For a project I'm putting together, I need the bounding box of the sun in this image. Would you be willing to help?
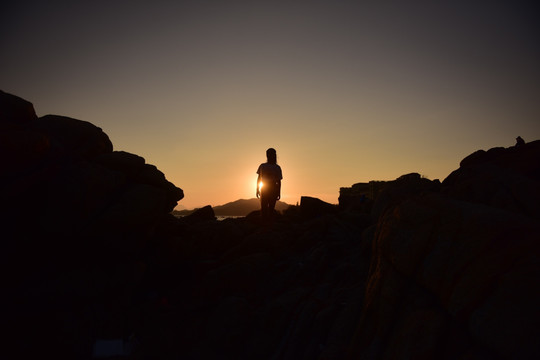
[258,181,263,191]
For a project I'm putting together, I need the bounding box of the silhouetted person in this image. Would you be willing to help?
[515,136,525,146]
[256,148,282,220]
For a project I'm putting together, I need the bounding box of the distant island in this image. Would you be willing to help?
[173,198,291,217]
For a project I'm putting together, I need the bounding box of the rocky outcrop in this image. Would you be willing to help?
[145,212,373,359]
[442,140,540,219]
[183,204,216,223]
[0,89,37,123]
[370,172,441,220]
[2,90,539,359]
[300,196,338,217]
[350,194,540,359]
[339,180,387,211]
[1,91,183,238]
[349,143,540,359]
[1,91,183,357]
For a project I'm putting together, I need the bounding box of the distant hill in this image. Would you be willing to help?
[174,198,291,217]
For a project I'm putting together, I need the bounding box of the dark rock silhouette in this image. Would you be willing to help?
[339,180,386,212]
[1,91,183,357]
[350,193,540,359]
[0,89,37,123]
[32,114,113,158]
[174,198,290,217]
[2,90,539,359]
[443,140,540,218]
[183,204,216,223]
[369,172,441,220]
[348,143,540,360]
[300,196,338,217]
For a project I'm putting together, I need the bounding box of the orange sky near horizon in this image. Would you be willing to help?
[3,1,539,209]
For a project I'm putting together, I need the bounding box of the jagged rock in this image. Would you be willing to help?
[339,181,387,212]
[39,159,127,233]
[443,140,540,218]
[31,114,113,159]
[0,90,37,124]
[370,172,441,220]
[300,196,337,217]
[99,183,171,229]
[137,164,183,212]
[1,93,183,237]
[95,151,184,214]
[350,191,540,359]
[1,92,185,358]
[204,296,252,357]
[0,126,50,170]
[96,151,146,178]
[0,91,47,170]
[184,205,216,223]
[4,91,540,360]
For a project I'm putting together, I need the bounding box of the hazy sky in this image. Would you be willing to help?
[3,0,539,208]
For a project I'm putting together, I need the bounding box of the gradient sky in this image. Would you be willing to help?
[3,0,539,209]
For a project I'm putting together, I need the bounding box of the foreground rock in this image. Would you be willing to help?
[1,91,183,236]
[2,90,539,359]
[350,143,540,359]
[1,91,183,357]
[351,193,540,359]
[443,140,540,219]
[139,144,540,359]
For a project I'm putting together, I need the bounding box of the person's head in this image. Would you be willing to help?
[266,148,277,164]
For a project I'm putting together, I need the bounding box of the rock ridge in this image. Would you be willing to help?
[2,90,539,359]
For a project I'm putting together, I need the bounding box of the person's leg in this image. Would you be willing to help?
[268,197,277,218]
[260,195,269,219]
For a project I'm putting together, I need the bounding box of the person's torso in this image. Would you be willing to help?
[259,163,282,184]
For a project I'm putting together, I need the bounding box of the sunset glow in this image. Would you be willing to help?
[3,1,539,209]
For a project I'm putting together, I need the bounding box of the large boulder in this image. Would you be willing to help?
[1,92,184,244]
[97,151,184,214]
[371,173,441,220]
[0,126,50,170]
[1,90,184,218]
[300,196,337,217]
[31,114,113,159]
[0,91,47,170]
[183,205,216,223]
[96,150,146,178]
[443,141,540,218]
[0,90,37,124]
[349,143,540,359]
[350,193,540,359]
[1,91,186,358]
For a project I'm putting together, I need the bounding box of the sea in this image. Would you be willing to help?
[216,216,243,221]
[173,215,243,221]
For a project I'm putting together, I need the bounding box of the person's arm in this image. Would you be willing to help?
[256,173,261,198]
[277,166,282,200]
